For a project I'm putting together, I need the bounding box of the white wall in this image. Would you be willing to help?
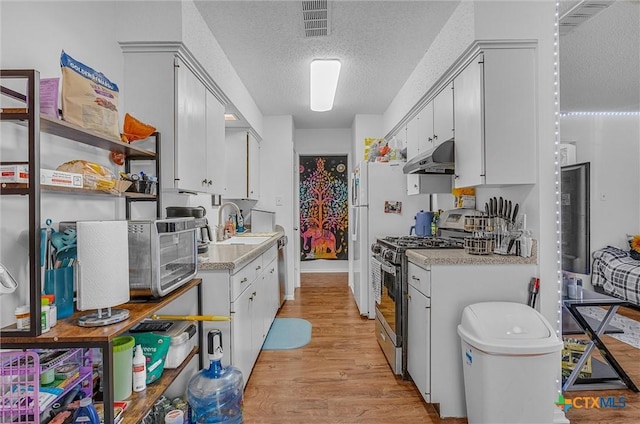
[383,1,475,135]
[258,116,296,298]
[295,129,351,272]
[352,115,384,167]
[0,1,126,327]
[561,115,640,251]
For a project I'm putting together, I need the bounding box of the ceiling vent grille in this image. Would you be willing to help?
[302,0,330,37]
[559,0,614,35]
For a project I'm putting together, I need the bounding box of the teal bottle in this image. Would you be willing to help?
[73,397,99,424]
[187,330,244,423]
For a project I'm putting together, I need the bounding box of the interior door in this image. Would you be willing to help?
[293,150,301,288]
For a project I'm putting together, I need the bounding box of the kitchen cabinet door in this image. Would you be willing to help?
[405,116,419,159]
[416,102,434,154]
[231,284,254,385]
[250,277,266,363]
[453,49,536,188]
[407,174,453,196]
[264,258,279,328]
[224,130,260,200]
[205,89,226,194]
[175,57,208,193]
[453,54,484,188]
[248,133,260,200]
[433,82,454,146]
[407,283,431,402]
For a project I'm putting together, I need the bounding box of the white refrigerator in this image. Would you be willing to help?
[349,160,433,318]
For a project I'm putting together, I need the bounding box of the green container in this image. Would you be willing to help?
[113,336,135,401]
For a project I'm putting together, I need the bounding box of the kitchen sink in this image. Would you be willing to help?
[217,236,271,245]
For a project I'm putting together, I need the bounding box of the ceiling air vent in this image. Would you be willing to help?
[302,0,330,37]
[559,0,614,35]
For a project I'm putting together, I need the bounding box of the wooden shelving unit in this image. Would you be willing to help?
[0,69,196,423]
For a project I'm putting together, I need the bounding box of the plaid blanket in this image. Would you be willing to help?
[592,246,640,306]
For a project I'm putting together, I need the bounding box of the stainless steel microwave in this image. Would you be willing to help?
[127,218,198,298]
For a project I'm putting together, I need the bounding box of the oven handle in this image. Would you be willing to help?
[373,255,397,276]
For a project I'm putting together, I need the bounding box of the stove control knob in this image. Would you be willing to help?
[371,244,381,255]
[383,250,394,262]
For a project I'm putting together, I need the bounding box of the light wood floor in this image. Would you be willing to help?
[242,273,640,423]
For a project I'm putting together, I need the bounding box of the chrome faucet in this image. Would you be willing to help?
[216,202,241,241]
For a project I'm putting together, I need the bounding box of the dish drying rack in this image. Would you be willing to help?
[0,349,92,423]
[463,214,525,255]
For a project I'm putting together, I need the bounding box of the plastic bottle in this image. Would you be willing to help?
[14,305,30,330]
[187,330,244,423]
[73,397,99,424]
[236,210,245,233]
[42,294,57,327]
[41,297,50,333]
[132,344,147,392]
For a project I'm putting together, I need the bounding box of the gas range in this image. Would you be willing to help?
[372,236,464,264]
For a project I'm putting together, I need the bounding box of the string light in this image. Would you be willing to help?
[560,111,640,116]
[554,1,563,395]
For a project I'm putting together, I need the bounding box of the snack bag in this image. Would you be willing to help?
[60,50,120,138]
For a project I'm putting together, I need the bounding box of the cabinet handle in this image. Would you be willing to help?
[411,275,420,281]
[433,134,438,140]
[202,179,208,185]
[208,180,213,185]
[270,268,275,273]
[408,294,412,300]
[241,277,248,283]
[256,265,261,271]
[454,175,459,179]
[252,291,257,297]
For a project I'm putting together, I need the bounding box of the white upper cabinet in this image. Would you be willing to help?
[175,57,207,193]
[432,82,454,146]
[416,102,434,154]
[206,89,226,194]
[121,43,226,195]
[405,117,419,159]
[453,48,536,187]
[224,130,260,200]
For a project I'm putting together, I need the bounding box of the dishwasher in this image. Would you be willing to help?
[277,235,288,308]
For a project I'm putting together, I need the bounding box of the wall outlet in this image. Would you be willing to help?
[276,195,283,206]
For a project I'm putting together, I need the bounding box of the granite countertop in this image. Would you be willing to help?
[198,226,285,271]
[406,240,538,266]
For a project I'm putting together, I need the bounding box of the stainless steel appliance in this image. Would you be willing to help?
[371,235,463,375]
[277,235,288,308]
[128,218,198,298]
[437,208,479,239]
[166,206,212,253]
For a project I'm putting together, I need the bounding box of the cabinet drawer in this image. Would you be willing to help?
[231,257,259,300]
[407,262,431,297]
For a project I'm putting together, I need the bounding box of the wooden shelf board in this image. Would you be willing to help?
[0,112,156,157]
[0,182,155,199]
[0,278,201,345]
[121,347,199,424]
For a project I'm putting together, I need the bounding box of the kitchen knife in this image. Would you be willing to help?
[485,202,490,217]
[507,200,512,223]
[493,197,498,218]
[489,198,494,217]
[512,203,519,224]
[507,237,516,254]
[498,197,503,218]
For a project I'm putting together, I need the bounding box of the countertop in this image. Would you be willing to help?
[406,240,538,266]
[197,226,285,271]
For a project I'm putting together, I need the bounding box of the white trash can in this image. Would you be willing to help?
[457,302,563,424]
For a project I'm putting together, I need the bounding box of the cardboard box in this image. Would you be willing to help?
[0,164,29,183]
[40,169,83,188]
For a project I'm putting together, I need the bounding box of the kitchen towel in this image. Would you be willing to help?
[76,221,129,310]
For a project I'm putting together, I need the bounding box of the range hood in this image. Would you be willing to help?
[402,138,455,174]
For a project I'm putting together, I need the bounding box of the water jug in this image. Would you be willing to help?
[187,330,244,423]
[410,210,434,236]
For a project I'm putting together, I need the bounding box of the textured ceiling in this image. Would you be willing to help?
[195,1,639,131]
[194,0,459,129]
[559,0,640,112]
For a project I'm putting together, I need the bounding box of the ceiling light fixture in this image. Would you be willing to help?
[224,113,238,121]
[310,59,341,112]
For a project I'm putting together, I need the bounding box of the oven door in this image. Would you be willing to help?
[372,255,401,344]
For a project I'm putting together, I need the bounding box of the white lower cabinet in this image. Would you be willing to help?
[201,245,279,385]
[407,279,431,403]
[406,257,536,418]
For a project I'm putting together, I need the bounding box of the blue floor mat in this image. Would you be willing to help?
[262,318,312,350]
